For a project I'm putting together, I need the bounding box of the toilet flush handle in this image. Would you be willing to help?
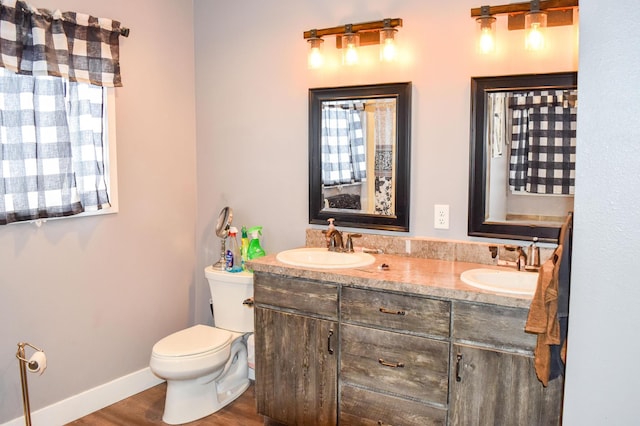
[242,297,254,308]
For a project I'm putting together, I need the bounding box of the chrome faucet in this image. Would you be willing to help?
[327,229,344,252]
[496,245,527,271]
[326,230,363,253]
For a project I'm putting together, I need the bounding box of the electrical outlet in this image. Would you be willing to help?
[434,204,450,229]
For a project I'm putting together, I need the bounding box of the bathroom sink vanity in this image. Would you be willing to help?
[249,252,563,426]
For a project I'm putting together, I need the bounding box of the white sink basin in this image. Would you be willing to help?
[460,268,539,295]
[276,247,375,269]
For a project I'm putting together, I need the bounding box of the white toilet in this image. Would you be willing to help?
[149,267,254,425]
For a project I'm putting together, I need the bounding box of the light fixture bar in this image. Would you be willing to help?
[303,18,402,40]
[470,0,577,17]
[509,8,573,29]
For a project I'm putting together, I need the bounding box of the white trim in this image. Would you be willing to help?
[1,368,163,426]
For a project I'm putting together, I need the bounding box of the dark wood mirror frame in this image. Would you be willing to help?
[468,72,577,242]
[309,82,411,232]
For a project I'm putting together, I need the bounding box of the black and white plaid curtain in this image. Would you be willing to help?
[0,68,109,224]
[508,90,577,195]
[0,0,125,87]
[321,102,366,186]
[0,1,125,224]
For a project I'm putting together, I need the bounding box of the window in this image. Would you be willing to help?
[0,69,118,225]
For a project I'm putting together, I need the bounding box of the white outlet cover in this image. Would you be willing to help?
[434,204,450,229]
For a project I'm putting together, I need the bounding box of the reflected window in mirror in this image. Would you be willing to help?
[321,98,396,215]
[310,83,411,231]
[469,72,577,242]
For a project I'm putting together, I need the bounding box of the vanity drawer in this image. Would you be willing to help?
[340,384,447,426]
[452,301,536,352]
[340,324,449,405]
[254,273,338,320]
[341,286,450,338]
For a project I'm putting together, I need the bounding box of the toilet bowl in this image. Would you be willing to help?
[149,268,254,425]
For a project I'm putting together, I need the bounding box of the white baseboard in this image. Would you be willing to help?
[1,367,164,426]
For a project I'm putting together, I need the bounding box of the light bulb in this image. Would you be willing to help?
[479,28,495,54]
[477,18,496,54]
[307,36,324,69]
[525,10,547,51]
[379,26,398,62]
[526,23,545,50]
[344,44,358,65]
[342,31,359,66]
[381,38,396,62]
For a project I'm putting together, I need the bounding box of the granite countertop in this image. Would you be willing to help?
[247,252,535,309]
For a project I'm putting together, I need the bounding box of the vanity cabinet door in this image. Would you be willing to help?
[450,344,563,426]
[254,307,338,426]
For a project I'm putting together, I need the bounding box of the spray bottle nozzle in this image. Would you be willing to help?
[248,225,262,238]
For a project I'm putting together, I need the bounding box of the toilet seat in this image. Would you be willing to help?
[152,325,232,358]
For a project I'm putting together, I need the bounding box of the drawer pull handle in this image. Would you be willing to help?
[327,329,335,354]
[379,307,406,316]
[455,353,463,382]
[378,421,393,426]
[378,358,404,368]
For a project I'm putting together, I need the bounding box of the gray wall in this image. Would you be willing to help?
[0,0,197,422]
[562,0,640,423]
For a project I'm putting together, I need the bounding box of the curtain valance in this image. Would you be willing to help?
[0,0,127,87]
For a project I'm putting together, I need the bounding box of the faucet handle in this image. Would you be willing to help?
[344,233,362,252]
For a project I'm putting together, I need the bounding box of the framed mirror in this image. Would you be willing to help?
[309,82,411,232]
[468,72,577,242]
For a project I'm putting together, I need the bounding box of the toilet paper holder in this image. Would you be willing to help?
[16,342,45,426]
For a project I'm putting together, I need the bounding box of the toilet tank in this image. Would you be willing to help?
[205,266,254,332]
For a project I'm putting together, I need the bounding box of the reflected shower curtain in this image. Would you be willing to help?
[509,90,577,195]
[321,102,366,186]
[373,101,395,215]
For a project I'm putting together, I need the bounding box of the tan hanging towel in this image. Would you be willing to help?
[525,244,563,386]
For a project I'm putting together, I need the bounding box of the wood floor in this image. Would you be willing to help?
[66,382,265,425]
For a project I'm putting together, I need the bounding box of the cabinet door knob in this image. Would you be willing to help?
[378,358,405,368]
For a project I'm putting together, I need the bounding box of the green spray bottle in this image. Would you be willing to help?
[247,226,266,260]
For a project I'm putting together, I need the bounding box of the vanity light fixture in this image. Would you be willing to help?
[476,6,497,54]
[525,0,547,51]
[307,29,324,69]
[342,25,360,66]
[379,19,398,62]
[303,18,402,68]
[470,0,577,53]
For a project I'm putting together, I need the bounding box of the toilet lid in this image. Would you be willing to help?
[153,325,232,357]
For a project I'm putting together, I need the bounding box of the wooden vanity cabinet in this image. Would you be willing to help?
[253,272,564,426]
[253,273,339,426]
[449,301,564,426]
[339,286,450,425]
